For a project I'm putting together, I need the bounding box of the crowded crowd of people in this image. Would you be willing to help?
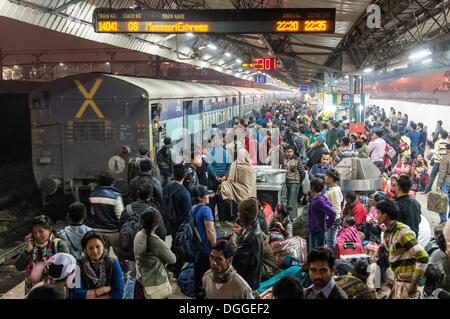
[17,100,450,300]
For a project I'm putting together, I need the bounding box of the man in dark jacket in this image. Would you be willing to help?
[233,198,264,291]
[184,151,203,193]
[306,135,328,168]
[286,126,304,157]
[395,175,421,237]
[326,121,339,151]
[156,137,174,187]
[128,159,163,208]
[89,171,124,267]
[166,164,193,278]
[304,247,348,299]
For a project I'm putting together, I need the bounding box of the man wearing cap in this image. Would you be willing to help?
[306,135,329,169]
[191,185,217,299]
[27,253,78,299]
[369,130,387,173]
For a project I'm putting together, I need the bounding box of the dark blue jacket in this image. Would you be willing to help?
[309,163,331,181]
[307,194,336,234]
[89,186,123,231]
[406,130,420,148]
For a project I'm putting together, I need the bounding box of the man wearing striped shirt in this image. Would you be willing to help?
[375,198,429,299]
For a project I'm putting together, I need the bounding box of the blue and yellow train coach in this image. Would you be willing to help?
[29,73,294,201]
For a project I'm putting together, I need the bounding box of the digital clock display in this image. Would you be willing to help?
[276,20,329,32]
[252,58,277,71]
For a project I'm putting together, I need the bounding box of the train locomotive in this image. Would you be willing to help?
[29,73,295,203]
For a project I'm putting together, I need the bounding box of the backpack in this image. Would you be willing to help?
[172,205,207,263]
[395,141,409,153]
[161,183,184,235]
[118,205,142,261]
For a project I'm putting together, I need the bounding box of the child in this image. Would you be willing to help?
[229,218,244,246]
[58,202,93,260]
[324,169,343,251]
[270,205,293,239]
[15,215,69,294]
[307,177,336,251]
[363,193,386,243]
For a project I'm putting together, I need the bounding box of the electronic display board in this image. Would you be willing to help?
[93,8,335,34]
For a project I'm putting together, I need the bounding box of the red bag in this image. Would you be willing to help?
[262,202,273,226]
[334,241,363,259]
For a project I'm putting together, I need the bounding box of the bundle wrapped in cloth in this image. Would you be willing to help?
[270,236,307,264]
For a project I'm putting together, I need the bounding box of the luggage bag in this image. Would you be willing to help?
[427,191,449,214]
[334,241,363,259]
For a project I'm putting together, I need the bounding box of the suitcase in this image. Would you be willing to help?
[340,254,371,265]
[427,191,449,214]
[334,241,363,259]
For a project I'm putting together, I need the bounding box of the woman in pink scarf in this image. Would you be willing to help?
[336,216,362,245]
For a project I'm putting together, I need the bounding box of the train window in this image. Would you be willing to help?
[199,100,203,113]
[225,98,229,107]
[232,97,236,106]
[150,103,162,117]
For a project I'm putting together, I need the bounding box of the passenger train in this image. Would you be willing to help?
[29,73,296,201]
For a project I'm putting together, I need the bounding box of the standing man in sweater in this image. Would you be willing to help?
[436,144,450,224]
[325,169,343,251]
[375,198,429,299]
[283,145,306,220]
[206,135,233,224]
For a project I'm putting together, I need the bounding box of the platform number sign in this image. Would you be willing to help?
[299,85,309,92]
[254,75,267,84]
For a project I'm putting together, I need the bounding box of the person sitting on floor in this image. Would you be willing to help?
[269,205,293,239]
[336,216,362,246]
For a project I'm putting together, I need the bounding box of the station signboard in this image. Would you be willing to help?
[254,75,267,84]
[299,84,309,92]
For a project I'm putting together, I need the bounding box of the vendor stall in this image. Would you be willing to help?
[254,166,287,211]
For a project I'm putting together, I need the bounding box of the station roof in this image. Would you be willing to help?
[0,0,448,87]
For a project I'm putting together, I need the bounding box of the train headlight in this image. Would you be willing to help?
[41,178,61,195]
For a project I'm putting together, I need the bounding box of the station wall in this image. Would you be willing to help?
[369,98,450,133]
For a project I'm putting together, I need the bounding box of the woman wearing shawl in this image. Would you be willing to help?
[15,215,69,294]
[72,230,124,299]
[219,149,257,219]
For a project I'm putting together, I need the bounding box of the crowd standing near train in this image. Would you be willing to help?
[19,99,450,300]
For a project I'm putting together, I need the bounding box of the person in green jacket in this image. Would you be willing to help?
[134,207,176,299]
[326,120,339,151]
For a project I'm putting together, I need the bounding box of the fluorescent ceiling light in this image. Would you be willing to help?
[236,59,242,63]
[225,52,231,57]
[422,58,433,64]
[409,49,432,60]
[364,68,373,73]
[186,32,194,37]
[391,64,408,70]
[207,43,217,50]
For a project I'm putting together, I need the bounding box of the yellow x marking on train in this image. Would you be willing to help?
[74,79,104,118]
